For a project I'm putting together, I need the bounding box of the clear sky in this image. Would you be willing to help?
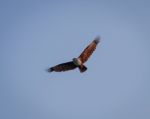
[0,0,150,119]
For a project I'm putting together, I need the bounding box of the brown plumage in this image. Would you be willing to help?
[48,61,77,72]
[78,37,100,63]
[48,37,100,73]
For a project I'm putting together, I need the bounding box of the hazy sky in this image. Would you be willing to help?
[0,0,150,119]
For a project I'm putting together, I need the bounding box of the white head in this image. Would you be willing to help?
[72,58,82,66]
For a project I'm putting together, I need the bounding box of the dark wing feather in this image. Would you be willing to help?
[48,61,77,72]
[78,37,100,63]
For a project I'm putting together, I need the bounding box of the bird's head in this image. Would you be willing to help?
[72,58,82,66]
[73,58,78,64]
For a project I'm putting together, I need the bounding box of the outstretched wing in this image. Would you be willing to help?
[78,37,100,63]
[48,61,77,72]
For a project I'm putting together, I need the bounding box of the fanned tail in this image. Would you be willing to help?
[78,65,87,73]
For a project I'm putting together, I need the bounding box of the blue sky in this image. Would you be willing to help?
[0,0,150,119]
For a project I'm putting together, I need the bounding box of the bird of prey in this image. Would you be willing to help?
[48,37,100,73]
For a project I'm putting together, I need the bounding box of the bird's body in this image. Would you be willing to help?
[48,37,100,73]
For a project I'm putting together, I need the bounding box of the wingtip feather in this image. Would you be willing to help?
[94,36,100,44]
[47,67,54,72]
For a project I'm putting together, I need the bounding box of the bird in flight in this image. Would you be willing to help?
[48,37,100,73]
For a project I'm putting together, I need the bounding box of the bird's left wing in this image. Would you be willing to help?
[48,61,77,72]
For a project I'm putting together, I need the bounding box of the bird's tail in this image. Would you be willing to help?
[78,65,87,73]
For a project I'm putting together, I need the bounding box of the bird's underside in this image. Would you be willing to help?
[47,36,100,73]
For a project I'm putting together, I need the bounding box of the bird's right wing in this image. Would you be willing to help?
[48,61,77,72]
[78,37,100,63]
